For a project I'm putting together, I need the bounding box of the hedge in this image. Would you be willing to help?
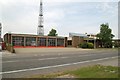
[78,42,94,49]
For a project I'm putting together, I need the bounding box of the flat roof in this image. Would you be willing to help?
[69,33,88,38]
[4,33,65,38]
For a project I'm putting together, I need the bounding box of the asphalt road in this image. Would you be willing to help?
[1,49,118,78]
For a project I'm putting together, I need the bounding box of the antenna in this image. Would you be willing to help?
[37,0,44,35]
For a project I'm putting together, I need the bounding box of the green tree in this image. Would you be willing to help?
[97,23,115,48]
[48,28,58,36]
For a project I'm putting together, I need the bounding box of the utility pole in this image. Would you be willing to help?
[37,0,44,36]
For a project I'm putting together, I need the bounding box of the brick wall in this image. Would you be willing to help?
[72,36,84,47]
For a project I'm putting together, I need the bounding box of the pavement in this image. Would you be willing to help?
[1,48,119,78]
[2,48,92,57]
[2,48,118,57]
[14,48,93,54]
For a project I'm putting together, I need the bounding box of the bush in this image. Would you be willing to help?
[81,43,88,48]
[114,42,120,48]
[87,43,94,49]
[78,43,81,48]
[78,42,94,49]
[78,43,87,48]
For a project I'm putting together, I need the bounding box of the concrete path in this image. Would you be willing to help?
[14,48,93,54]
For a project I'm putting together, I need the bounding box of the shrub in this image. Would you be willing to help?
[78,42,94,49]
[81,43,88,48]
[87,42,94,49]
[114,42,120,48]
[78,44,82,48]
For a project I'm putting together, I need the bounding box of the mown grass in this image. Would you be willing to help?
[30,65,119,78]
[66,65,119,78]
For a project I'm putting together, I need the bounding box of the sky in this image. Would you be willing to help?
[0,0,119,39]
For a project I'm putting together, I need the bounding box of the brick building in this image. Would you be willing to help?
[67,33,101,48]
[4,33,120,49]
[4,33,67,48]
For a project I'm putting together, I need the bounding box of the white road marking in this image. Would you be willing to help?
[3,61,17,63]
[2,57,68,63]
[38,57,68,61]
[2,53,115,63]
[78,54,94,57]
[0,56,118,74]
[34,54,38,56]
[2,54,95,63]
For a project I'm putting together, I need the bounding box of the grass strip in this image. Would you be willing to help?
[30,65,119,78]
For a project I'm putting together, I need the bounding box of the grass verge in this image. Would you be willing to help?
[66,65,119,78]
[30,65,119,78]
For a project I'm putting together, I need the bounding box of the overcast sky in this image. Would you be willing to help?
[0,0,119,39]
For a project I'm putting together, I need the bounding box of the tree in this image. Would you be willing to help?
[97,23,115,48]
[48,28,58,36]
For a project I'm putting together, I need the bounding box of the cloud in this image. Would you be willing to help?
[0,0,118,39]
[0,0,66,36]
[0,0,119,6]
[44,9,65,35]
[44,10,65,22]
[96,2,118,15]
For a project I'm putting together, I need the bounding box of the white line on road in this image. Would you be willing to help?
[38,57,68,61]
[2,57,69,63]
[3,61,17,63]
[0,56,118,74]
[2,54,95,63]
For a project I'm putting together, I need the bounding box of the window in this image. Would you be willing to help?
[26,37,36,46]
[48,38,56,46]
[12,36,24,46]
[38,38,46,46]
[57,38,64,46]
[68,40,72,45]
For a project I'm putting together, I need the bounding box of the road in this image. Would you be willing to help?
[1,49,118,78]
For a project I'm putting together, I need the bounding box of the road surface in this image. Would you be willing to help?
[1,49,118,78]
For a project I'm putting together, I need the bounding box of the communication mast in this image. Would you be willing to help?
[37,0,44,35]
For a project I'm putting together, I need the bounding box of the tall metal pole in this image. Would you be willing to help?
[37,0,44,36]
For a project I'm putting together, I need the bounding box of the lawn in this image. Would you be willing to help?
[66,65,119,78]
[30,65,119,78]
